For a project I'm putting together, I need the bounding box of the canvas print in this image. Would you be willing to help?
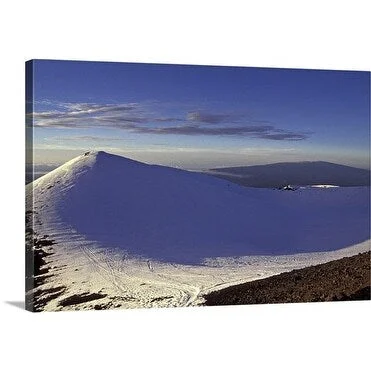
[25,60,370,312]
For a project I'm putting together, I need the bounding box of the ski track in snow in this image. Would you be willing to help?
[30,213,370,311]
[26,152,370,311]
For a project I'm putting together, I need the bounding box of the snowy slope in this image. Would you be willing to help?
[27,151,370,264]
[26,151,370,310]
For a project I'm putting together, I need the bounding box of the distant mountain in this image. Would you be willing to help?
[206,161,370,188]
[26,152,369,264]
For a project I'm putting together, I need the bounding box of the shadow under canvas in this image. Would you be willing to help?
[5,301,25,310]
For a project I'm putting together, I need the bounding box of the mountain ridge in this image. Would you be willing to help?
[206,160,370,188]
[210,160,369,172]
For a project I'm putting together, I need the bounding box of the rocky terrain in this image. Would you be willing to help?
[204,251,370,306]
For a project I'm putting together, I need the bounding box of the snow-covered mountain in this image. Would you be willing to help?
[26,151,371,310]
[27,151,370,264]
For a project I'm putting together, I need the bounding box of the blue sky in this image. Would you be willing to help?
[28,60,370,169]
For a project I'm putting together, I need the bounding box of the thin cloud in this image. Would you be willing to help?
[258,132,310,141]
[30,102,312,141]
[50,135,130,142]
[187,111,242,124]
[129,124,310,140]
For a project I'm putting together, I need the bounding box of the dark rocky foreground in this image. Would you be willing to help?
[25,210,59,311]
[25,210,112,312]
[204,251,370,306]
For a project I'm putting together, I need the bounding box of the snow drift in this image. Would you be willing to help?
[27,151,370,264]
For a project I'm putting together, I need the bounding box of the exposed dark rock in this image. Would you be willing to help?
[59,292,107,307]
[150,296,173,302]
[25,209,60,311]
[204,251,370,306]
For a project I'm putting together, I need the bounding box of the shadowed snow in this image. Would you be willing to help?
[28,151,370,264]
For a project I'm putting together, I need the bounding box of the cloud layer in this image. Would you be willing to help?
[30,102,311,141]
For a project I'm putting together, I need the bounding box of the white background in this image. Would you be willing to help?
[0,1,370,370]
